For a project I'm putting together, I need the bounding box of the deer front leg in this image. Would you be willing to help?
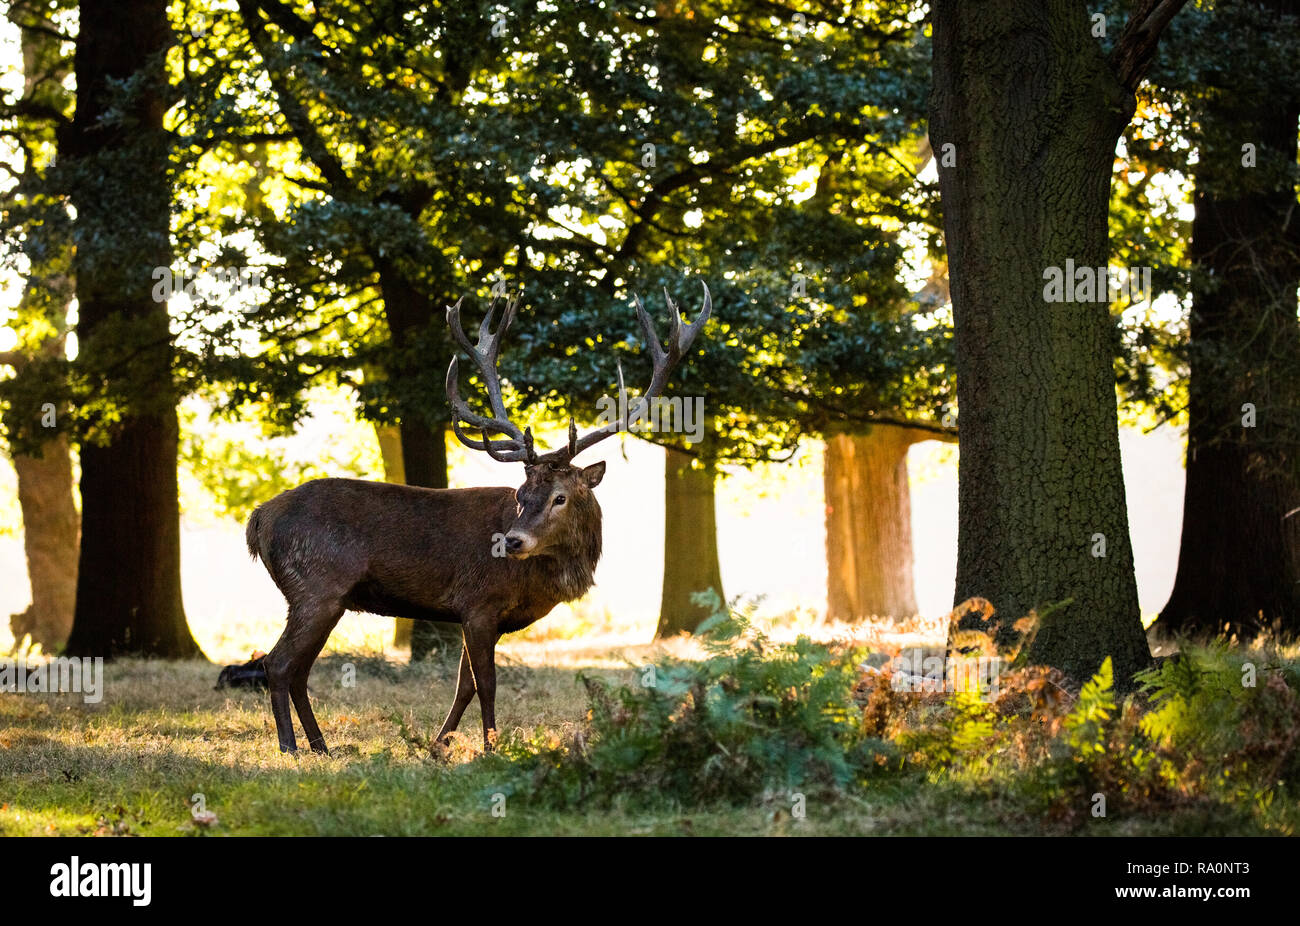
[462,621,500,751]
[434,643,475,744]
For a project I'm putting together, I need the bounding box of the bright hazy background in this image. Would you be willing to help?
[0,409,1185,662]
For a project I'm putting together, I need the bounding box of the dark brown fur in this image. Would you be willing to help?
[247,461,605,753]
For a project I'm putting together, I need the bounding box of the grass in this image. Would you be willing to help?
[1,612,1294,836]
[0,639,901,836]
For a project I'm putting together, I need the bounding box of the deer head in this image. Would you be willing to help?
[445,284,711,557]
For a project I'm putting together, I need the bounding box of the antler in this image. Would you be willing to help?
[445,293,538,463]
[535,281,711,464]
[445,281,711,466]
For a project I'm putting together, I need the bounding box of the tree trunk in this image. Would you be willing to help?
[1158,1,1300,638]
[930,0,1161,683]
[9,424,79,655]
[824,427,920,622]
[375,264,461,658]
[4,9,80,655]
[63,0,198,658]
[655,448,725,637]
[375,423,406,485]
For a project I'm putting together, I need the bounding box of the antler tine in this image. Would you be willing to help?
[615,358,627,429]
[631,293,667,366]
[445,292,536,463]
[642,280,710,401]
[662,286,683,350]
[477,295,499,356]
[446,297,477,358]
[670,281,710,354]
[474,292,522,358]
[479,425,536,463]
[481,428,510,462]
[500,293,521,340]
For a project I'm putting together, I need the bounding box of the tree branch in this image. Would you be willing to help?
[856,415,958,443]
[236,0,360,201]
[0,99,71,127]
[9,18,75,43]
[1110,0,1191,93]
[613,118,868,265]
[191,129,296,154]
[284,173,330,192]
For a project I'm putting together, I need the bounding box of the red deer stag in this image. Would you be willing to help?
[245,284,710,753]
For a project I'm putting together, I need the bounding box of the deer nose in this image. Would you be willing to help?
[504,536,525,554]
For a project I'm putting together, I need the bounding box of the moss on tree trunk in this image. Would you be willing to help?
[930,0,1158,684]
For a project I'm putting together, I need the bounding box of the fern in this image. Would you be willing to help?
[500,603,892,809]
[1065,656,1115,756]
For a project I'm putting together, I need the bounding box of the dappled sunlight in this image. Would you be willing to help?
[1,0,1294,852]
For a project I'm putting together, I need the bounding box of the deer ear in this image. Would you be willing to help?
[581,461,606,488]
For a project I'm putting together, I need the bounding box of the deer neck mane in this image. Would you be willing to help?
[527,514,602,605]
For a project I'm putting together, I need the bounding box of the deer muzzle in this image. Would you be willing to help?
[504,531,537,558]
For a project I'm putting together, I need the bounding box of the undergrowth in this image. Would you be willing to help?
[498,594,892,809]
[495,594,1300,830]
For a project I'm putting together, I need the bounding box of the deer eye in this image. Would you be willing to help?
[553,495,567,507]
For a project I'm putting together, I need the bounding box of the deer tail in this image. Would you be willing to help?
[245,506,263,561]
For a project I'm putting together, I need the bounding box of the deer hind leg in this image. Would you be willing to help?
[265,629,299,753]
[291,602,344,754]
[266,599,344,754]
[434,642,474,744]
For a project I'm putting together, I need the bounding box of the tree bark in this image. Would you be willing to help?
[1158,0,1300,638]
[7,376,79,655]
[824,427,921,622]
[929,0,1174,683]
[4,8,80,655]
[655,447,726,637]
[62,0,198,658]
